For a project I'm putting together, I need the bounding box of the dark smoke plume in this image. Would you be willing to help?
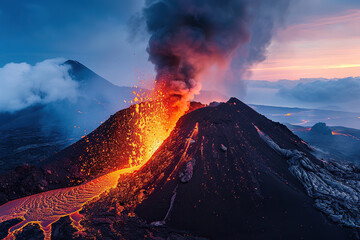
[143,0,290,110]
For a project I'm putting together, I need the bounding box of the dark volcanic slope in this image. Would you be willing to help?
[0,60,142,176]
[0,104,147,204]
[83,98,353,239]
[0,102,204,205]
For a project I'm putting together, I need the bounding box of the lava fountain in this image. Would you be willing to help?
[0,88,184,240]
[0,0,291,238]
[126,88,185,167]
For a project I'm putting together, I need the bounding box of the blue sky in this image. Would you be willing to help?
[0,0,151,87]
[0,0,359,86]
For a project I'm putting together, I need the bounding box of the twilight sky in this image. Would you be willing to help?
[251,0,360,80]
[0,0,359,86]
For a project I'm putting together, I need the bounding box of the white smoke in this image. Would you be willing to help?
[0,58,78,112]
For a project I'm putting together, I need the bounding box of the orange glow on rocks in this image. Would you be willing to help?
[0,166,142,240]
[331,131,360,141]
[0,84,187,239]
[126,87,186,167]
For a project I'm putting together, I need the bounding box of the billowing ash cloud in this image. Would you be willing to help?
[278,77,360,104]
[0,59,78,112]
[143,0,291,109]
[229,0,290,73]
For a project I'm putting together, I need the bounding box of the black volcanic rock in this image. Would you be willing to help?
[81,98,354,239]
[310,122,333,135]
[0,104,146,204]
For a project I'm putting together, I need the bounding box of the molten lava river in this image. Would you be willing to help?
[0,91,184,240]
[0,166,141,240]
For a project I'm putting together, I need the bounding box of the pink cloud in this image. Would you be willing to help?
[249,9,360,81]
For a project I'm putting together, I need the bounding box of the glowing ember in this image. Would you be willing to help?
[126,88,185,166]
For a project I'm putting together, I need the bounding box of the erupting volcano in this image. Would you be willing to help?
[1,97,359,239]
[1,0,359,240]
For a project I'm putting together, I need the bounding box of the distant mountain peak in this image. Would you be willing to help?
[64,59,84,69]
[63,60,98,83]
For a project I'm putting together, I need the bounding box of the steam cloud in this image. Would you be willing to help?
[0,59,78,112]
[143,0,291,109]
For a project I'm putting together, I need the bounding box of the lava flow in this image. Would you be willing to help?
[332,131,360,140]
[0,166,141,240]
[0,0,271,237]
[0,88,185,240]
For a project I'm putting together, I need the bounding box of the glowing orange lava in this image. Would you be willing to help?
[293,128,311,132]
[0,166,141,240]
[0,87,186,239]
[126,87,185,166]
[332,131,360,140]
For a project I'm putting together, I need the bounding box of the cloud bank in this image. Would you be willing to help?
[242,78,360,112]
[0,59,78,112]
[278,77,360,104]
